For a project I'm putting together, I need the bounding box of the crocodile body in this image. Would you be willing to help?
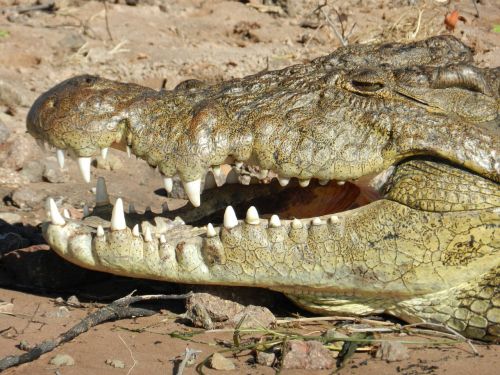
[27,36,499,341]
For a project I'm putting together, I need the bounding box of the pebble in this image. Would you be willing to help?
[0,120,10,144]
[255,351,276,367]
[49,353,75,367]
[228,305,276,329]
[20,160,44,182]
[11,186,47,209]
[43,157,68,183]
[376,341,410,362]
[105,359,125,368]
[209,352,236,371]
[282,340,335,370]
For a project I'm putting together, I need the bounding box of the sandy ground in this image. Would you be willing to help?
[0,0,499,373]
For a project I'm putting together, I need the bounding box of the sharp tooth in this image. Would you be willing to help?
[36,139,46,151]
[278,177,290,186]
[269,215,281,228]
[337,180,346,185]
[132,224,140,237]
[128,203,136,214]
[96,225,104,237]
[83,204,89,217]
[258,169,269,179]
[56,149,65,169]
[245,206,260,225]
[299,179,310,187]
[111,198,126,231]
[206,223,216,237]
[163,177,173,193]
[183,179,201,207]
[159,234,166,244]
[292,218,303,229]
[212,165,221,178]
[101,147,109,159]
[48,198,65,226]
[144,227,152,242]
[95,177,110,206]
[319,179,329,186]
[223,206,238,229]
[235,161,243,168]
[77,157,92,183]
[63,209,71,219]
[330,215,340,224]
[126,145,132,158]
[312,217,324,225]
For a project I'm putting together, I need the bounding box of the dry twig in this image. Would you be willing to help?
[0,291,192,372]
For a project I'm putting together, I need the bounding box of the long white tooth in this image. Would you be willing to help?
[96,225,104,237]
[101,147,109,160]
[183,179,201,207]
[223,206,238,229]
[319,179,329,186]
[56,149,65,169]
[128,203,136,214]
[212,165,221,178]
[36,139,46,151]
[235,161,243,168]
[163,177,173,193]
[337,180,346,186]
[206,223,216,237]
[269,215,281,228]
[48,198,65,226]
[245,206,260,225]
[126,145,132,158]
[111,198,126,231]
[144,227,152,242]
[63,209,71,219]
[278,177,290,187]
[83,204,89,217]
[159,234,166,244]
[258,169,269,179]
[292,218,303,229]
[299,179,310,187]
[132,224,140,237]
[78,157,92,183]
[312,217,324,226]
[330,215,340,224]
[95,177,110,206]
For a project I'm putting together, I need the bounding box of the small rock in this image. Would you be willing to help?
[0,301,14,314]
[11,186,47,209]
[49,353,75,367]
[282,340,334,370]
[0,167,29,185]
[1,136,37,170]
[105,359,125,368]
[0,120,10,144]
[209,352,236,371]
[43,158,68,183]
[67,295,82,307]
[59,32,86,52]
[0,212,22,224]
[227,305,276,329]
[256,351,276,367]
[185,293,245,329]
[95,154,123,171]
[376,341,410,362]
[43,306,71,318]
[21,160,44,182]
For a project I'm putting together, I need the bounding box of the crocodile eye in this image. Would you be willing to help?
[351,80,384,92]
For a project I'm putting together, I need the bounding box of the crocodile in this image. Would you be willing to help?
[26,36,499,341]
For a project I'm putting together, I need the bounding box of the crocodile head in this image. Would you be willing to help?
[27,36,500,341]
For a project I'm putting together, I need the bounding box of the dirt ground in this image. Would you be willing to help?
[0,0,499,374]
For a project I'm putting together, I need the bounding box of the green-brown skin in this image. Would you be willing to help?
[27,36,500,341]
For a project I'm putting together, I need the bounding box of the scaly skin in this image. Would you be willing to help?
[27,36,499,341]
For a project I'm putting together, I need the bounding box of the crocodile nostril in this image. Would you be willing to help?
[351,80,385,92]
